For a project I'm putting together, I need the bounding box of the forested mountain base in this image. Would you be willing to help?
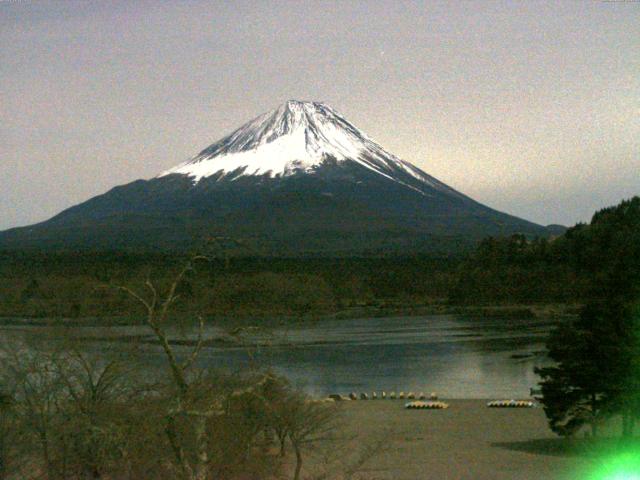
[0,254,459,320]
[1,197,637,322]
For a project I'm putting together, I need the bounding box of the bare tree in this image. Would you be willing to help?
[119,255,224,480]
[1,344,67,480]
[0,339,147,480]
[283,395,340,480]
[53,349,141,479]
[119,255,351,480]
[260,374,293,457]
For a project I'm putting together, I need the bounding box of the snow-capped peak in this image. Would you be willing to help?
[158,100,443,192]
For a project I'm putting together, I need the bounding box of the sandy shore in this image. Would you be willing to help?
[328,399,591,480]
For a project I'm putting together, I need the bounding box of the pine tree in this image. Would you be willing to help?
[536,197,640,438]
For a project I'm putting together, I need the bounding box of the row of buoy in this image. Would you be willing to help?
[327,395,536,409]
[487,400,534,408]
[405,401,449,410]
[329,392,440,401]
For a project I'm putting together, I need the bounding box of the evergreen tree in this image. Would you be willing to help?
[536,197,640,437]
[535,303,608,436]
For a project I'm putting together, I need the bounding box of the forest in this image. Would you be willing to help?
[0,197,638,323]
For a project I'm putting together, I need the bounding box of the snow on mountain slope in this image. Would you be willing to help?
[0,99,551,253]
[159,100,446,194]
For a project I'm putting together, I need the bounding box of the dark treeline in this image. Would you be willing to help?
[452,197,640,305]
[1,197,638,321]
[449,235,583,304]
[534,197,640,438]
[0,253,460,320]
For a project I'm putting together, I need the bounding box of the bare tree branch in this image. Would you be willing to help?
[181,315,205,372]
[118,286,152,314]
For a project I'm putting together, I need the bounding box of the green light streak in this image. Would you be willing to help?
[585,448,640,480]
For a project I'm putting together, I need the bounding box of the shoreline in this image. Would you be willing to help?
[0,302,579,328]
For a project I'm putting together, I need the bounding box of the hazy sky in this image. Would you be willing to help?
[1,0,638,230]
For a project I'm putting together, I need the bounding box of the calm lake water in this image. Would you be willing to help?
[0,314,555,399]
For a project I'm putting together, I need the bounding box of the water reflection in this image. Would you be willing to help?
[0,315,554,398]
[201,315,553,398]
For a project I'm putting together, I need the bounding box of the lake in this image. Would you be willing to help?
[0,314,555,399]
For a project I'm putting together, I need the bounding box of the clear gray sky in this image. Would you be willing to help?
[1,0,638,230]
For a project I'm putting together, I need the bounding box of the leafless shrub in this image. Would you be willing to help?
[0,254,384,480]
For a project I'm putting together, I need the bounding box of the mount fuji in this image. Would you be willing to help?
[0,100,553,254]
